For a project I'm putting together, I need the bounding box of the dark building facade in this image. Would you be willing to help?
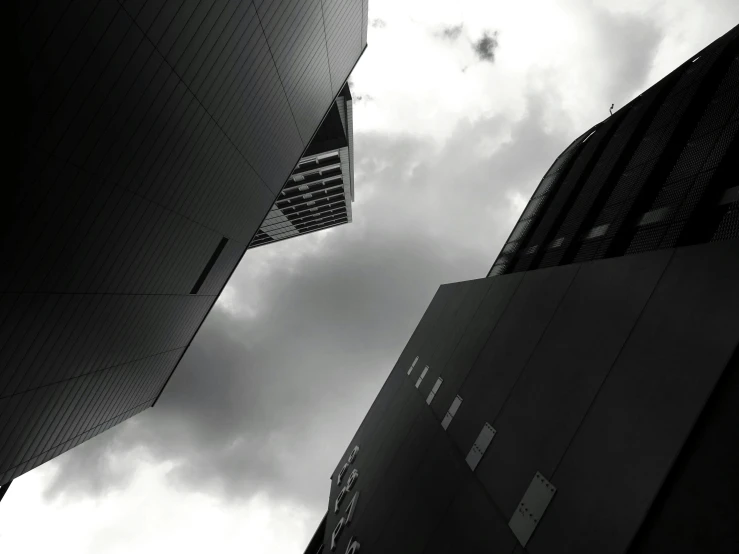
[1,0,367,490]
[315,25,739,554]
[250,84,354,248]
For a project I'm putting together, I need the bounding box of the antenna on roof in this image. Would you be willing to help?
[609,103,614,116]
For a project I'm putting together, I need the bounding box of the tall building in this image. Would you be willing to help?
[250,84,354,249]
[0,0,368,491]
[314,25,739,554]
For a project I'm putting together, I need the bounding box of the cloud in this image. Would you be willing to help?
[472,30,499,63]
[32,3,739,550]
[371,18,386,28]
[588,7,663,107]
[438,23,464,41]
[42,88,574,512]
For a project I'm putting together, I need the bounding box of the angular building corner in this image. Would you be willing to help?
[250,83,356,249]
[0,0,368,492]
[315,24,739,554]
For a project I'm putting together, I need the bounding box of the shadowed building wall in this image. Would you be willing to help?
[313,24,739,554]
[1,0,368,489]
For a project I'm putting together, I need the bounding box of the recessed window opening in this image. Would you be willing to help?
[415,366,429,388]
[426,377,443,404]
[637,207,672,226]
[583,224,609,240]
[407,356,419,375]
[190,237,227,294]
[549,237,564,249]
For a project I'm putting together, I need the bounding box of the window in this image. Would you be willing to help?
[637,207,671,226]
[583,224,609,240]
[441,395,463,430]
[465,422,496,471]
[415,366,429,388]
[407,356,419,375]
[426,377,443,404]
[190,237,227,294]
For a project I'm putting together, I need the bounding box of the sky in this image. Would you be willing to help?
[2,1,738,552]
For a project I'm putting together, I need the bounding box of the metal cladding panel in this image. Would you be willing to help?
[338,408,439,554]
[370,430,468,554]
[429,273,523,422]
[530,238,739,554]
[255,0,334,143]
[3,0,365,487]
[627,348,739,554]
[447,265,579,461]
[477,250,672,517]
[416,279,492,404]
[423,475,517,554]
[322,0,364,96]
[328,285,454,481]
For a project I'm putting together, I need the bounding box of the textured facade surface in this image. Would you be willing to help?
[489,25,739,277]
[1,0,367,488]
[321,239,739,554]
[315,24,739,554]
[250,84,354,248]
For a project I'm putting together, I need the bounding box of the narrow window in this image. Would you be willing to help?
[407,356,419,376]
[191,237,228,294]
[583,224,609,240]
[441,395,463,430]
[426,377,443,405]
[415,366,429,388]
[465,422,496,471]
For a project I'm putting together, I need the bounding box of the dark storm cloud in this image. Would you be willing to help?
[43,4,668,516]
[437,23,464,41]
[473,31,499,63]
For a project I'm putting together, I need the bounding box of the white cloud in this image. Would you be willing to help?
[6,2,739,553]
[0,462,314,554]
